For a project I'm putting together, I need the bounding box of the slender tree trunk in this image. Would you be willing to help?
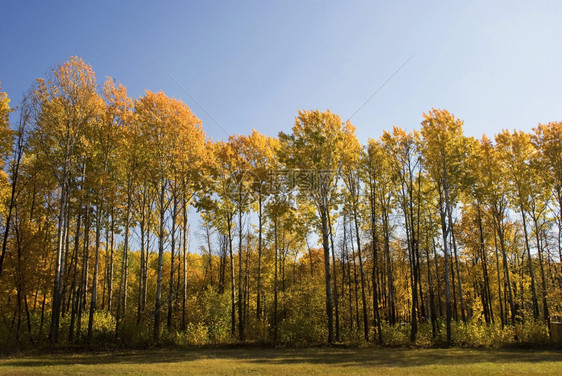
[0,120,25,278]
[327,210,340,342]
[424,229,437,338]
[531,210,550,333]
[320,208,334,344]
[382,207,396,325]
[369,182,382,343]
[168,195,177,329]
[342,218,352,333]
[116,181,132,338]
[405,214,418,341]
[273,217,278,343]
[69,169,84,342]
[520,206,539,320]
[143,215,150,311]
[449,219,466,322]
[219,234,226,294]
[352,205,369,342]
[256,194,263,319]
[181,194,188,331]
[50,169,69,344]
[438,193,452,342]
[431,237,443,318]
[77,205,91,340]
[87,204,103,343]
[137,193,147,324]
[496,212,516,324]
[476,206,493,324]
[350,228,361,333]
[154,181,166,341]
[228,215,235,337]
[102,219,108,312]
[107,213,115,312]
[450,239,458,321]
[237,198,244,341]
[492,218,505,327]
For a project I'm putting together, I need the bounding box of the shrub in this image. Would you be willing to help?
[177,322,209,346]
[515,319,549,345]
[379,321,409,346]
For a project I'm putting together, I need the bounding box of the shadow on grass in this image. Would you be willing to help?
[1,347,561,369]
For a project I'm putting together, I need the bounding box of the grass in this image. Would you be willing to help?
[0,347,561,375]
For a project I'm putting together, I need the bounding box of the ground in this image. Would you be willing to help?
[0,347,561,375]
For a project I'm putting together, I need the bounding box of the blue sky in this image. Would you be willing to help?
[1,0,561,143]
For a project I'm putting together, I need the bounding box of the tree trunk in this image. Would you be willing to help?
[181,194,188,331]
[438,194,452,343]
[273,217,278,343]
[228,215,235,337]
[520,205,539,320]
[77,205,91,340]
[320,208,334,344]
[531,209,550,333]
[107,213,115,312]
[237,199,244,341]
[49,171,69,344]
[154,181,166,341]
[87,204,103,342]
[256,194,263,319]
[168,195,177,329]
[352,205,369,342]
[327,210,340,342]
[449,219,466,322]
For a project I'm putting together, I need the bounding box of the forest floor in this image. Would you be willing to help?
[0,347,561,375]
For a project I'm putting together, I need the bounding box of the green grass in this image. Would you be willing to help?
[0,347,561,375]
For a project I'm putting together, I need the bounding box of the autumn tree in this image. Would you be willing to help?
[532,122,561,328]
[421,108,467,342]
[340,126,369,341]
[0,83,15,277]
[382,127,424,341]
[478,135,516,326]
[235,130,279,320]
[30,57,104,343]
[279,110,354,344]
[134,90,202,340]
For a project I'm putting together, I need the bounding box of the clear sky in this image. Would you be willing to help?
[1,0,561,143]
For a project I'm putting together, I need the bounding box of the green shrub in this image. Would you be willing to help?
[199,288,231,343]
[515,319,549,345]
[379,321,409,346]
[278,283,327,344]
[177,322,209,345]
[117,316,153,346]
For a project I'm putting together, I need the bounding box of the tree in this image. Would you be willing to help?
[362,138,385,342]
[496,130,540,320]
[235,130,279,320]
[532,122,562,268]
[479,135,515,326]
[382,127,424,341]
[30,57,103,343]
[0,83,16,277]
[340,127,369,341]
[87,77,131,342]
[462,136,495,324]
[198,139,241,338]
[279,109,353,344]
[134,90,202,340]
[420,108,467,342]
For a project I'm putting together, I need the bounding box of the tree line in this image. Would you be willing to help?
[0,57,560,347]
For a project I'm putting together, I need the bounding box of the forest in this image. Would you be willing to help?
[0,57,560,348]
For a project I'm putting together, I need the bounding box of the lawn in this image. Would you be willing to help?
[0,347,560,375]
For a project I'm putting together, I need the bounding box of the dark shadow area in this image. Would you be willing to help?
[1,347,561,369]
